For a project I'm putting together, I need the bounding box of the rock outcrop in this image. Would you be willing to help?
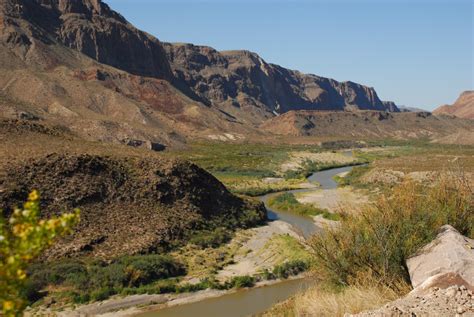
[164,43,400,117]
[0,0,173,80]
[434,91,474,119]
[407,225,474,289]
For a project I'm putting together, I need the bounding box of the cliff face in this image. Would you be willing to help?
[0,0,173,80]
[164,43,399,115]
[434,91,474,120]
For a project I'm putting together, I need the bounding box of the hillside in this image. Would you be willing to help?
[434,91,474,119]
[260,110,474,141]
[0,0,404,149]
[0,119,266,260]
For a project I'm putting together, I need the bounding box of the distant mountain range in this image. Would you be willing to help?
[0,0,470,147]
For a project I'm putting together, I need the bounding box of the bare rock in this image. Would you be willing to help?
[407,225,474,289]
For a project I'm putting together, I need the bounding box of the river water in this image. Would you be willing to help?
[136,163,356,317]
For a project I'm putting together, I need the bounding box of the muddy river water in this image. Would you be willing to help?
[136,164,357,317]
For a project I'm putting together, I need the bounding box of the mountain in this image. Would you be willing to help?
[0,0,255,147]
[164,43,399,124]
[434,91,474,119]
[1,0,172,80]
[0,0,401,148]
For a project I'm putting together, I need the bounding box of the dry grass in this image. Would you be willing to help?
[292,284,399,317]
[260,281,401,317]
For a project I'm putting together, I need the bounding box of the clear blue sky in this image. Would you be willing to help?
[106,0,473,110]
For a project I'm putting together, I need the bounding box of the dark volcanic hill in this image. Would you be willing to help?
[434,91,474,120]
[0,0,404,147]
[0,152,266,259]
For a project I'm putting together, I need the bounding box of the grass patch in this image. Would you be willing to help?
[334,165,371,187]
[165,143,314,177]
[263,284,400,317]
[268,193,340,220]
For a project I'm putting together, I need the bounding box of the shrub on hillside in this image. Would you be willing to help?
[309,174,473,293]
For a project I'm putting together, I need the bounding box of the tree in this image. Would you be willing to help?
[0,191,80,316]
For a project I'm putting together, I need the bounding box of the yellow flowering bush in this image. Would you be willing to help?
[0,191,79,316]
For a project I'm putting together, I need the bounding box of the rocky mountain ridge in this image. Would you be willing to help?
[0,0,410,148]
[164,42,400,120]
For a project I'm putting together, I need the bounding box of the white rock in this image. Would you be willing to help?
[407,225,474,289]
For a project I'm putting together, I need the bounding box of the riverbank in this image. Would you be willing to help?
[49,275,312,317]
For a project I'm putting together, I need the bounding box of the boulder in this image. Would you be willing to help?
[407,225,474,289]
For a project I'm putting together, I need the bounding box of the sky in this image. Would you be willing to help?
[106,0,473,110]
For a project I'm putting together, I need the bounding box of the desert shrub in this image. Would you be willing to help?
[272,260,310,279]
[310,174,473,293]
[189,227,231,249]
[118,255,185,287]
[90,287,117,302]
[227,275,255,288]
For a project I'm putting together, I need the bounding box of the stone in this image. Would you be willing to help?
[407,225,474,290]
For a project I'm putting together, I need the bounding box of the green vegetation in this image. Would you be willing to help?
[166,143,311,177]
[268,193,340,220]
[310,174,473,293]
[216,174,307,197]
[27,254,186,304]
[0,191,79,317]
[334,165,370,187]
[166,143,367,196]
[260,234,313,264]
[271,260,310,279]
[189,227,232,249]
[226,275,256,288]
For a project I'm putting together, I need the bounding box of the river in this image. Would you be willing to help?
[135,163,357,317]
